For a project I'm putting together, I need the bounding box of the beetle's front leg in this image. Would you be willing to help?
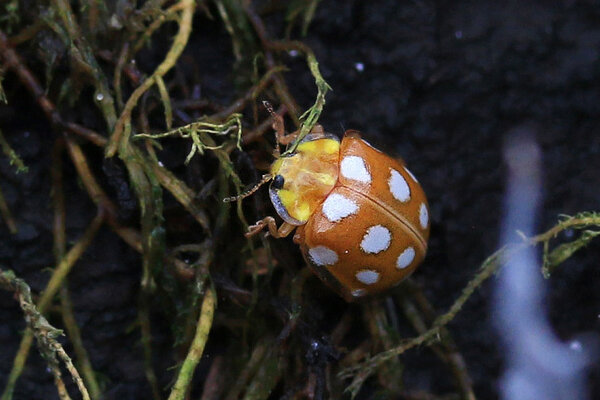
[264,101,326,148]
[246,217,295,238]
[263,101,297,147]
[274,121,327,146]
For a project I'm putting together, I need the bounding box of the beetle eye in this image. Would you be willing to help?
[272,174,285,189]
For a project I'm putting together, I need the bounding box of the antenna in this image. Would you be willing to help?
[223,174,273,203]
[263,100,282,157]
[262,100,275,115]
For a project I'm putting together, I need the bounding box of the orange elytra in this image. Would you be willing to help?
[241,104,430,302]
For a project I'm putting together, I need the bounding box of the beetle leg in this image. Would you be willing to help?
[309,124,325,135]
[276,131,298,145]
[264,101,326,147]
[271,112,297,145]
[263,101,293,152]
[263,101,300,146]
[278,124,325,145]
[246,217,296,238]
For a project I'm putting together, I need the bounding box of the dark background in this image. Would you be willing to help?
[1,1,599,399]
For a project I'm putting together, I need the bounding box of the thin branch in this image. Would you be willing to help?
[0,184,17,234]
[340,212,600,397]
[266,40,331,155]
[132,2,186,55]
[400,286,476,400]
[168,284,216,400]
[52,140,103,400]
[0,268,91,400]
[209,67,281,122]
[1,213,104,400]
[0,30,108,147]
[243,3,301,126]
[139,293,163,400]
[50,0,118,130]
[55,345,91,400]
[0,128,28,173]
[105,0,196,157]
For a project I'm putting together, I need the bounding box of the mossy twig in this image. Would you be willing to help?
[132,2,186,55]
[536,212,600,277]
[244,3,331,144]
[168,284,216,400]
[1,213,104,400]
[0,269,91,400]
[152,162,211,233]
[54,344,91,400]
[284,0,322,37]
[0,185,17,234]
[266,40,331,155]
[340,212,600,397]
[400,287,475,400]
[223,338,269,400]
[155,75,173,129]
[241,347,282,400]
[60,286,102,399]
[139,293,163,400]
[105,0,196,157]
[362,300,404,394]
[52,139,103,400]
[0,129,28,173]
[135,113,243,164]
[50,0,117,130]
[210,67,281,121]
[243,3,301,126]
[0,30,108,148]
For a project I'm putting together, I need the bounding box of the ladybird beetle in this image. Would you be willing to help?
[240,104,430,302]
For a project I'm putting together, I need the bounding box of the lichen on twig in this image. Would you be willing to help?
[1,211,104,400]
[0,128,28,173]
[538,211,600,277]
[0,269,91,400]
[339,211,600,398]
[168,283,216,400]
[135,113,243,164]
[105,0,196,157]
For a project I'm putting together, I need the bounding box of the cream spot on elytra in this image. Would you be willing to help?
[351,289,366,297]
[396,247,415,269]
[419,203,429,229]
[389,169,411,202]
[356,269,380,285]
[360,225,391,254]
[322,193,359,222]
[341,156,371,183]
[308,246,338,266]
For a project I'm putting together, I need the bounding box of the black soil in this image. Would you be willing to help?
[1,1,600,399]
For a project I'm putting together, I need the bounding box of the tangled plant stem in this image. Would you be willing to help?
[243,3,332,152]
[340,212,600,397]
[135,113,243,164]
[0,128,27,173]
[168,284,216,400]
[0,269,91,400]
[52,141,102,400]
[1,212,104,400]
[105,0,196,157]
